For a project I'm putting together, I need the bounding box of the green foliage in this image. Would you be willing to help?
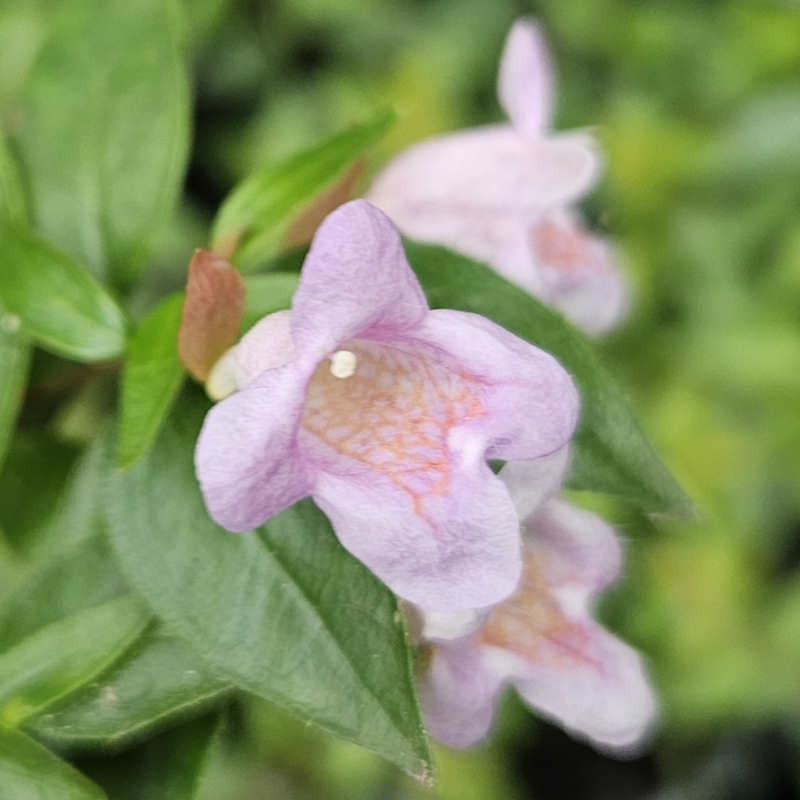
[408,242,692,517]
[118,294,185,467]
[243,272,300,328]
[10,0,190,285]
[0,596,149,727]
[0,131,27,224]
[0,318,30,471]
[79,714,220,800]
[0,131,31,470]
[0,536,128,651]
[211,111,393,270]
[28,631,231,750]
[0,728,106,800]
[0,221,127,362]
[106,394,431,778]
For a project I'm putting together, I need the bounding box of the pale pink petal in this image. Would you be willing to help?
[312,458,521,610]
[525,498,623,595]
[420,640,504,748]
[407,310,580,462]
[498,19,553,138]
[290,200,428,357]
[499,445,571,520]
[475,498,656,753]
[367,126,599,273]
[530,210,628,336]
[510,628,657,755]
[233,310,296,389]
[195,363,313,532]
[488,226,547,297]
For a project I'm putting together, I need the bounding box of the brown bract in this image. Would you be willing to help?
[178,249,245,382]
[283,158,366,250]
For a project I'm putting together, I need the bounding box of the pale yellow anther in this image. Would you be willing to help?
[330,349,357,379]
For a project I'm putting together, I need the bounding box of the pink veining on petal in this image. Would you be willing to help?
[478,548,601,672]
[530,214,613,283]
[527,211,629,335]
[299,340,486,524]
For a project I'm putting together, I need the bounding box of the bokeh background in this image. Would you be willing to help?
[2,0,800,797]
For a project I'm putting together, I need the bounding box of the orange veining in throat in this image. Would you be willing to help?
[300,341,485,521]
[479,551,599,670]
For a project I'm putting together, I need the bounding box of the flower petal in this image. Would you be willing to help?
[420,640,504,748]
[478,499,656,753]
[233,310,296,389]
[290,200,428,357]
[367,126,599,272]
[530,211,628,336]
[311,459,521,611]
[526,498,622,596]
[510,627,657,755]
[498,19,553,138]
[195,363,312,532]
[499,445,571,520]
[409,309,580,461]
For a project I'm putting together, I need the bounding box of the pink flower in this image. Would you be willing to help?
[367,19,627,336]
[195,200,579,611]
[416,494,657,753]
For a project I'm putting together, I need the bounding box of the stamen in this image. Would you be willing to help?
[329,349,357,379]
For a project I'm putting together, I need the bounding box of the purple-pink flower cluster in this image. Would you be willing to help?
[368,19,628,335]
[190,18,655,758]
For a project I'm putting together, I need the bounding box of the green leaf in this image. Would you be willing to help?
[73,715,219,800]
[12,0,190,284]
[0,131,31,471]
[0,221,127,362]
[106,394,431,779]
[0,314,30,472]
[0,130,27,224]
[0,432,80,557]
[211,110,393,271]
[118,294,185,467]
[0,596,149,727]
[0,431,112,562]
[0,727,106,800]
[28,631,231,751]
[242,272,299,329]
[406,242,692,517]
[0,535,128,652]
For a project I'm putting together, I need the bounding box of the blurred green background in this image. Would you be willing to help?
[2,0,800,797]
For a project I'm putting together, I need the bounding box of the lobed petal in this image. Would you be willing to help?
[409,310,580,462]
[477,499,656,754]
[525,498,623,596]
[498,19,553,138]
[195,363,313,532]
[367,126,599,275]
[530,211,628,336]
[420,640,504,748]
[290,200,428,357]
[312,458,522,611]
[510,627,657,755]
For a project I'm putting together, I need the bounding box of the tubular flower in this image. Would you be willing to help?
[417,496,657,753]
[195,200,579,611]
[367,18,627,335]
